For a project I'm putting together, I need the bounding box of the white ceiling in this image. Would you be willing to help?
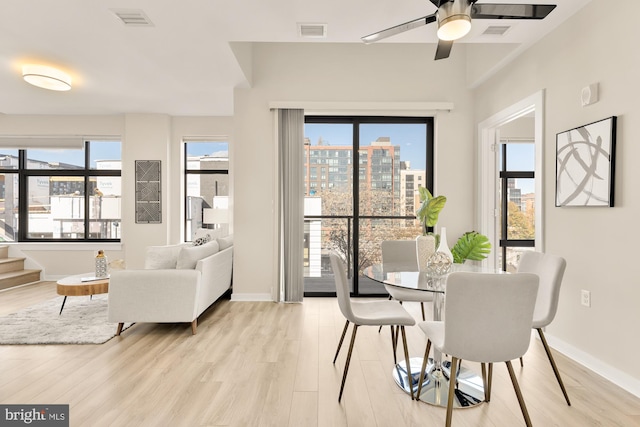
[0,0,590,116]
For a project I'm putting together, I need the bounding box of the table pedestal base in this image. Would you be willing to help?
[393,357,485,408]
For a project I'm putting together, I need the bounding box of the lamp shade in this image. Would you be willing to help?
[203,208,229,225]
[22,65,72,91]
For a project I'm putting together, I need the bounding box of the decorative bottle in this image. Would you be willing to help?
[95,250,109,278]
[436,227,454,263]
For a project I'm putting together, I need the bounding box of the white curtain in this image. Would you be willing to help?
[276,109,304,302]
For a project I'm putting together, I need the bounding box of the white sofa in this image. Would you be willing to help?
[108,234,233,336]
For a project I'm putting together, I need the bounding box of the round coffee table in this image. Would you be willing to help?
[56,274,109,315]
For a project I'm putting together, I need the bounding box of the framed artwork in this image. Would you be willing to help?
[135,160,162,223]
[555,116,617,207]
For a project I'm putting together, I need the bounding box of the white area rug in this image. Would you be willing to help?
[0,294,130,345]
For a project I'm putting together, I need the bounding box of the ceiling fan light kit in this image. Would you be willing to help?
[437,1,472,41]
[362,0,557,60]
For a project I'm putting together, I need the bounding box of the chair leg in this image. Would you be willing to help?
[420,302,426,321]
[338,324,359,402]
[487,363,493,401]
[505,360,533,427]
[520,356,524,367]
[116,323,124,336]
[389,325,398,365]
[417,339,432,400]
[445,356,459,427]
[399,325,414,401]
[537,328,571,406]
[334,320,351,364]
[481,363,488,402]
[191,319,197,335]
[378,295,393,333]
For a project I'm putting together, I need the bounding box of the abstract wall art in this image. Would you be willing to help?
[135,160,162,223]
[556,116,617,207]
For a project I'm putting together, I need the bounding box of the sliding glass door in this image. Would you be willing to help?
[303,116,433,296]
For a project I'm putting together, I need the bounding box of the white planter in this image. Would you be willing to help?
[436,227,454,263]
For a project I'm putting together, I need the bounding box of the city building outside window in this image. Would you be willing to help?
[184,140,229,242]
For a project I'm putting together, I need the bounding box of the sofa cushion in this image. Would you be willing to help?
[176,240,220,269]
[145,244,186,269]
[217,234,233,250]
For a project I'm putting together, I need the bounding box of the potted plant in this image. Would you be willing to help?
[415,188,447,270]
[451,231,492,264]
[416,187,446,239]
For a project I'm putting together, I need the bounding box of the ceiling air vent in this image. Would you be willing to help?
[298,23,327,38]
[482,25,511,36]
[111,9,154,27]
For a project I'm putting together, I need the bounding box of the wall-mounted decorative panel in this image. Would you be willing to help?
[556,116,617,207]
[135,160,162,223]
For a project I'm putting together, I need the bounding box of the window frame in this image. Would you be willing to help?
[0,141,122,243]
[183,140,230,242]
[304,115,434,297]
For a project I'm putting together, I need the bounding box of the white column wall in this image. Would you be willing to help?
[474,0,640,392]
[232,42,477,299]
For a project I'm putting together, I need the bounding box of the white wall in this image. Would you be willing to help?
[0,114,233,277]
[232,42,478,299]
[474,0,640,392]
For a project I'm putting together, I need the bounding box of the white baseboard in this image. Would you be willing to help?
[545,333,640,399]
[230,293,273,302]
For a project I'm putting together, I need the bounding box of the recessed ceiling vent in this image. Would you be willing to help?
[482,25,511,36]
[111,9,154,27]
[298,23,327,38]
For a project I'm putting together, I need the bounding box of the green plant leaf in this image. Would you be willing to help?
[416,189,446,230]
[451,231,492,264]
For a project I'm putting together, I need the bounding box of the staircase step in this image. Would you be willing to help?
[0,270,42,291]
[0,257,26,274]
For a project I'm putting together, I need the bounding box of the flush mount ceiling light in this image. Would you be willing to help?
[437,1,472,41]
[22,65,72,91]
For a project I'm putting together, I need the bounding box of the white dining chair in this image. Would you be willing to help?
[329,251,416,402]
[416,272,539,427]
[381,239,435,321]
[517,251,571,406]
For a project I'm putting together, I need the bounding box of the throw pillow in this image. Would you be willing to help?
[144,244,186,269]
[194,227,222,241]
[192,234,211,246]
[217,234,233,250]
[176,240,220,269]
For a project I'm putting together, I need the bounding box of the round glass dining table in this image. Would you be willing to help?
[363,263,503,409]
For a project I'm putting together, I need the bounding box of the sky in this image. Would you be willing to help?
[1,134,534,192]
[305,123,427,170]
[305,122,536,193]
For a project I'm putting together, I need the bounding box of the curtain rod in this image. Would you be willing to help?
[268,101,454,114]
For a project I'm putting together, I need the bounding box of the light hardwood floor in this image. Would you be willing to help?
[1,281,640,427]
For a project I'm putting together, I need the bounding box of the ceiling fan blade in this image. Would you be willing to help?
[471,4,556,20]
[435,39,454,60]
[428,0,450,7]
[362,14,437,44]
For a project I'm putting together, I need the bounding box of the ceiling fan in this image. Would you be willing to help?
[362,0,557,60]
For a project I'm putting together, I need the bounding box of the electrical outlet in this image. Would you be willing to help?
[581,290,591,307]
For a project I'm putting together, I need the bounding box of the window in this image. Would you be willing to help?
[498,143,535,271]
[0,141,121,242]
[184,140,229,241]
[303,116,434,296]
